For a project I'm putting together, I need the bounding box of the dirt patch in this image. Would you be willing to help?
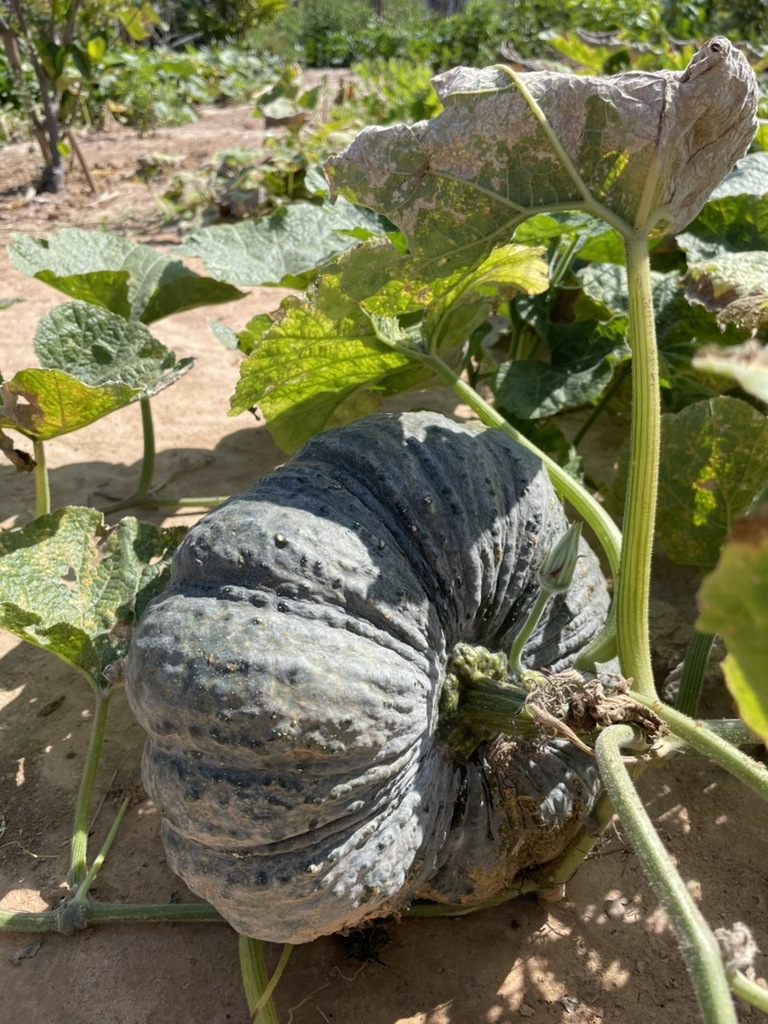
[1,103,766,1024]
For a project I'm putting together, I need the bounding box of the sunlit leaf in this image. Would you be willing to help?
[230,278,431,452]
[0,507,185,690]
[424,244,549,351]
[34,302,194,397]
[175,200,386,287]
[0,368,141,440]
[697,512,768,744]
[9,228,243,323]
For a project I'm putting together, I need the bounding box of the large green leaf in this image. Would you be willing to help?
[230,278,431,452]
[697,512,768,744]
[676,195,768,262]
[175,200,386,287]
[0,507,185,690]
[0,368,141,440]
[655,397,768,567]
[579,266,746,394]
[326,40,757,256]
[33,301,194,396]
[493,317,627,419]
[228,233,552,448]
[9,228,243,323]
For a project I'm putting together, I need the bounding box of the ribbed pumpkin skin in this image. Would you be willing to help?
[125,412,609,943]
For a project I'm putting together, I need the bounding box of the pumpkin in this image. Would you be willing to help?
[125,411,609,944]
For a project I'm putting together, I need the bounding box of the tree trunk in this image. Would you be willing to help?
[37,79,66,193]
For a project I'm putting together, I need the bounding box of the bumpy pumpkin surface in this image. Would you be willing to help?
[125,411,609,943]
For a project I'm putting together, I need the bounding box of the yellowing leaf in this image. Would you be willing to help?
[655,397,768,567]
[0,508,185,691]
[697,514,768,744]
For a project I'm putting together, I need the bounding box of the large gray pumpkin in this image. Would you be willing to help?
[125,411,609,943]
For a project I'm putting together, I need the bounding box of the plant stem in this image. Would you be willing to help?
[68,687,112,889]
[136,397,156,496]
[509,590,550,676]
[0,900,225,934]
[616,236,660,698]
[728,970,768,1013]
[632,694,768,801]
[72,798,129,903]
[535,790,617,889]
[656,719,760,752]
[32,439,50,516]
[675,631,715,717]
[595,724,738,1024]
[100,494,227,515]
[239,935,281,1024]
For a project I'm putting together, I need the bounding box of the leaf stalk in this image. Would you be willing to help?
[615,236,660,698]
[32,439,50,516]
[632,695,768,801]
[67,686,112,888]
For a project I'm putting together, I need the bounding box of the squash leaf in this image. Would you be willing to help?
[655,397,768,567]
[33,301,194,397]
[326,39,757,253]
[174,199,387,287]
[578,267,746,393]
[677,195,768,262]
[0,507,185,691]
[8,228,243,324]
[0,368,141,441]
[230,278,431,452]
[423,243,549,351]
[710,151,768,198]
[697,512,768,744]
[230,238,551,449]
[493,317,628,419]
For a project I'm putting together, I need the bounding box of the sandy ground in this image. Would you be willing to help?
[0,99,766,1024]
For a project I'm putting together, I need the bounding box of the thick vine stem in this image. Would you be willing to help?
[596,724,738,1024]
[0,900,225,934]
[631,695,768,802]
[615,236,659,699]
